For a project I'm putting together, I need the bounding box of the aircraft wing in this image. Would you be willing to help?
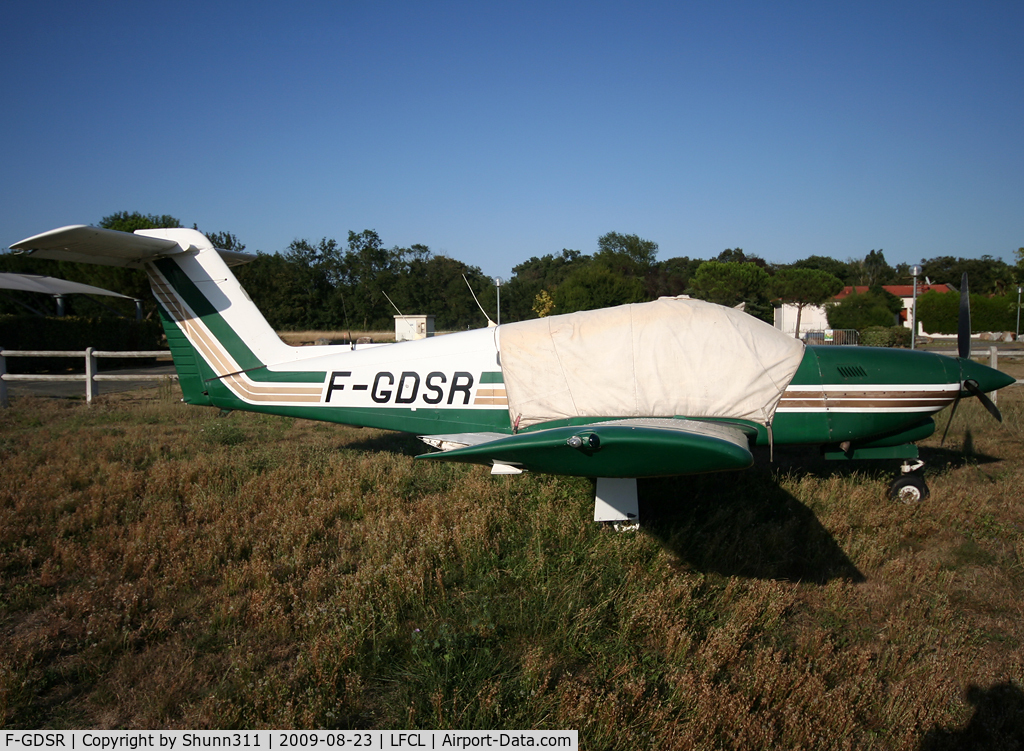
[10,225,253,267]
[417,418,753,478]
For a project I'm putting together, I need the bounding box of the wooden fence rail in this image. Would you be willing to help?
[0,348,176,407]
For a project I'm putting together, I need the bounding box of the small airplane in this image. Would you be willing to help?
[10,225,1015,523]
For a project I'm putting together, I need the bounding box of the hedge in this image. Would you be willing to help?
[0,316,164,374]
[860,327,897,347]
[917,291,1018,335]
[860,326,913,348]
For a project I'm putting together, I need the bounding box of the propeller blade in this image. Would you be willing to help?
[964,379,1003,423]
[958,272,971,359]
[940,393,961,445]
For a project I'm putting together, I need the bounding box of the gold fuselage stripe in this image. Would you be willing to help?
[149,269,323,403]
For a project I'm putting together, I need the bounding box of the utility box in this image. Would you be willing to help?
[394,315,435,341]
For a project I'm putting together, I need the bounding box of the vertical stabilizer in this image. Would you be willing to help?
[138,228,297,370]
[10,224,318,406]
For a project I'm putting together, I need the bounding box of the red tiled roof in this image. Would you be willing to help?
[833,284,954,301]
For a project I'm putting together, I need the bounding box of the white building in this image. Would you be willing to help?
[394,314,435,341]
[774,284,955,338]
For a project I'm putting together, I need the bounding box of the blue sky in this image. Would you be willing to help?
[3,0,1022,279]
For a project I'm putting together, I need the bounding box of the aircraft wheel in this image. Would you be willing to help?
[889,475,929,504]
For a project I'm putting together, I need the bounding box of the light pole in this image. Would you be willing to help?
[910,265,922,349]
[494,277,503,326]
[1017,286,1021,342]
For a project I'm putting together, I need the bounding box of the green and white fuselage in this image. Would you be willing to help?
[12,225,1014,520]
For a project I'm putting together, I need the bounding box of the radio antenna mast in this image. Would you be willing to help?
[463,274,496,326]
[382,290,404,318]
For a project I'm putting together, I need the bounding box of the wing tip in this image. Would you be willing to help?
[10,224,92,250]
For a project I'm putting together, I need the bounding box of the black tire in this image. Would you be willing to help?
[889,475,930,503]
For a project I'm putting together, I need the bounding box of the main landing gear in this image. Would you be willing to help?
[889,459,929,503]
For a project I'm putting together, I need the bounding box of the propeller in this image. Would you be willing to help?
[958,272,971,359]
[941,273,1003,444]
[964,379,1002,422]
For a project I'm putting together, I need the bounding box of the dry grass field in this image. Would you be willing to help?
[2,362,1023,748]
[277,331,396,346]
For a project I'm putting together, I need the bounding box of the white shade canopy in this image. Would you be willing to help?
[0,272,133,299]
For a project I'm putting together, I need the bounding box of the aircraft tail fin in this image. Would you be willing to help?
[11,225,309,406]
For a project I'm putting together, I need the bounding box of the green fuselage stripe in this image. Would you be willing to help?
[154,258,324,383]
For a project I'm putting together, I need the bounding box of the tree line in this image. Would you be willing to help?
[3,211,1022,334]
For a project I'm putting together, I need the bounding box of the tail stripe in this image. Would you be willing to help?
[149,266,324,404]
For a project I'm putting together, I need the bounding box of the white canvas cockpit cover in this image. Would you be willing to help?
[498,297,806,429]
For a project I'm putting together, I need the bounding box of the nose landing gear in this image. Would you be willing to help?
[889,459,929,503]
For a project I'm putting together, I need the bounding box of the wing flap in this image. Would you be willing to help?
[418,419,753,477]
[419,432,508,451]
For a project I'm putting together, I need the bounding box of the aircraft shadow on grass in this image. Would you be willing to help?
[335,431,1008,586]
[337,435,860,583]
[919,681,1024,750]
[638,433,1006,585]
[638,463,865,585]
[338,431,434,457]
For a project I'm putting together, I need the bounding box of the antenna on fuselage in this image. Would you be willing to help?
[382,290,404,318]
[463,274,496,327]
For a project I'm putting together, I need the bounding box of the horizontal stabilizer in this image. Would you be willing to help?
[10,225,253,268]
[418,418,753,478]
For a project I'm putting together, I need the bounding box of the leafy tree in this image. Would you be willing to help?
[919,255,1014,295]
[595,231,658,276]
[868,284,905,316]
[393,252,493,331]
[714,248,767,268]
[826,289,899,331]
[503,249,589,321]
[850,249,897,287]
[335,230,405,330]
[690,261,770,309]
[278,237,346,329]
[554,264,646,314]
[532,289,555,317]
[646,256,703,299]
[100,211,181,232]
[234,251,309,329]
[771,268,843,337]
[792,255,857,285]
[201,229,246,252]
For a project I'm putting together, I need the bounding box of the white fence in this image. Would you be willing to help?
[0,348,177,408]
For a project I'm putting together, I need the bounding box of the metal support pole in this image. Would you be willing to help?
[1017,286,1021,342]
[494,277,503,327]
[910,265,922,350]
[911,277,917,349]
[990,346,999,406]
[85,347,96,403]
[0,349,8,409]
